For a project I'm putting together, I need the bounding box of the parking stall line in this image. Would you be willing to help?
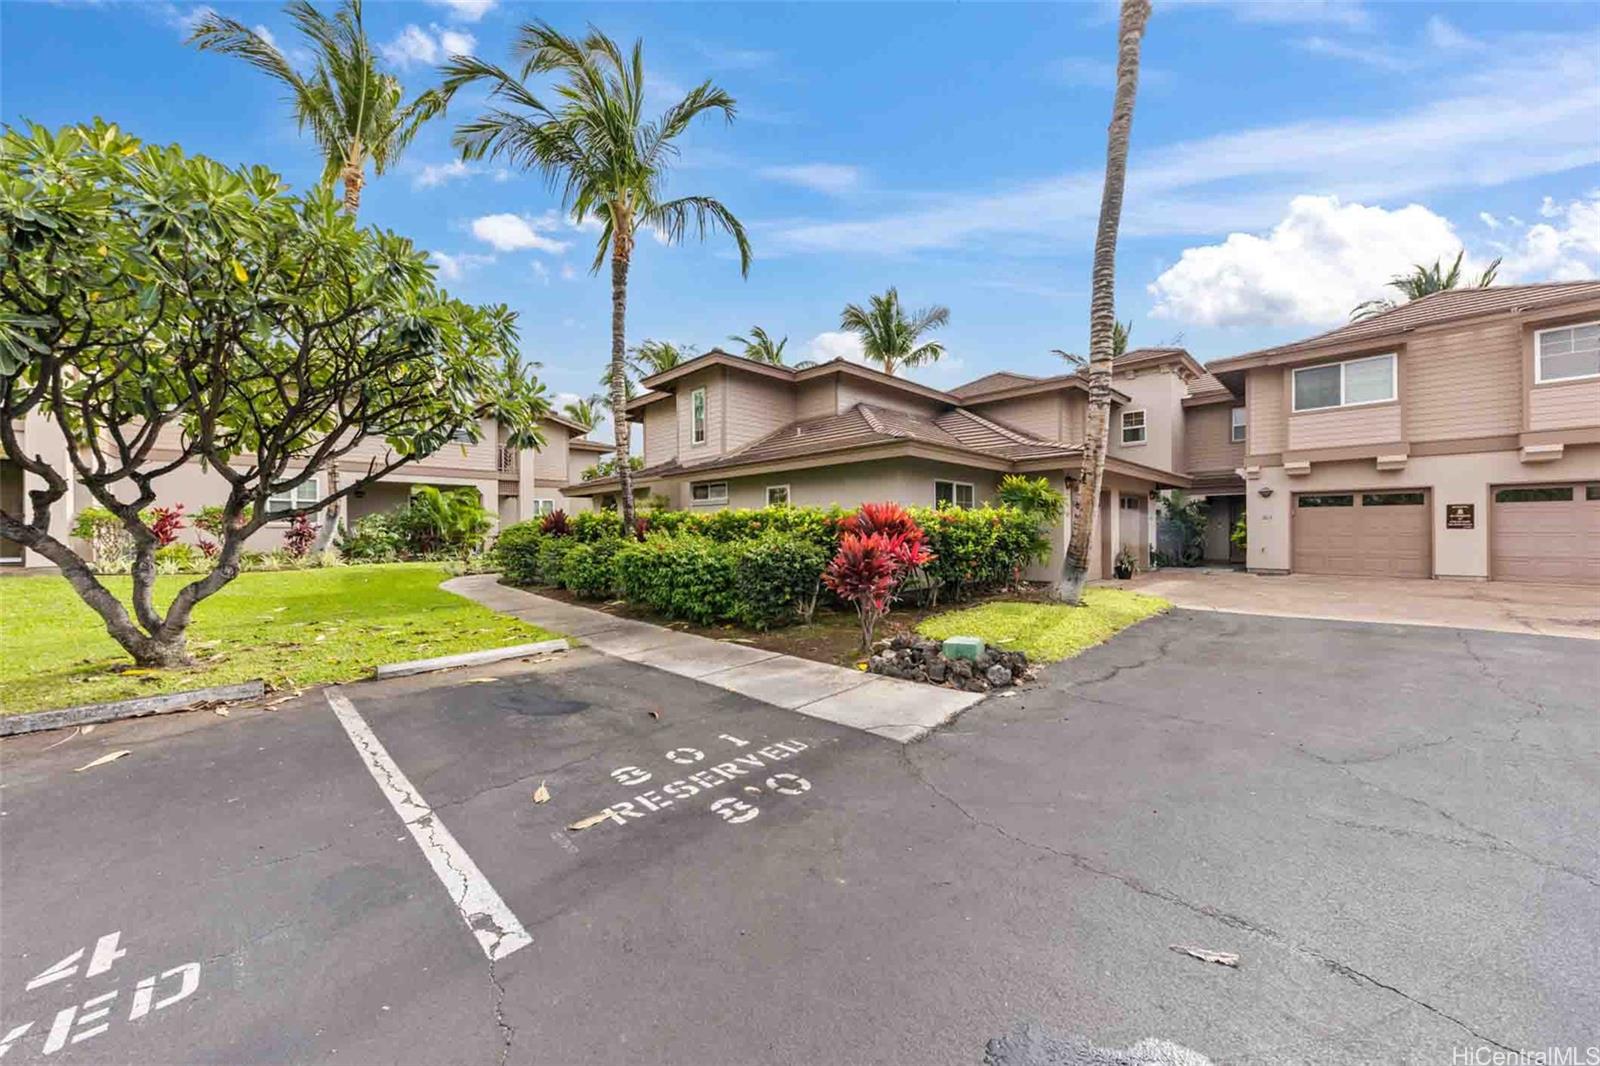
[325,690,532,962]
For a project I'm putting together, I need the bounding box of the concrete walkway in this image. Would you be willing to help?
[1121,568,1600,640]
[444,574,985,743]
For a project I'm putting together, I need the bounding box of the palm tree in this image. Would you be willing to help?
[838,288,949,377]
[442,24,751,531]
[1051,319,1132,370]
[1056,0,1152,605]
[189,0,446,215]
[729,326,788,365]
[628,339,696,380]
[1351,250,1501,320]
[562,396,604,431]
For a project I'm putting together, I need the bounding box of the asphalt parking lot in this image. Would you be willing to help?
[1,609,1595,1065]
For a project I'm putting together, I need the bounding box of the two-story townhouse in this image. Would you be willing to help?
[1206,282,1600,585]
[0,411,609,567]
[566,347,1246,580]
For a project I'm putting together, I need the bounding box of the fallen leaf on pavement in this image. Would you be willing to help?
[466,677,499,684]
[264,695,296,708]
[214,707,231,717]
[1170,945,1239,968]
[74,750,130,772]
[647,710,660,720]
[532,781,550,804]
[43,726,88,750]
[567,810,613,832]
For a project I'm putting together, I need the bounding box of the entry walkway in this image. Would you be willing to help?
[445,574,984,743]
[1121,568,1600,639]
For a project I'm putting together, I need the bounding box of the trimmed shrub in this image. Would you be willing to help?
[495,521,543,585]
[911,505,1045,602]
[154,542,205,573]
[735,532,828,629]
[536,535,578,586]
[614,534,739,624]
[338,513,404,563]
[560,537,624,599]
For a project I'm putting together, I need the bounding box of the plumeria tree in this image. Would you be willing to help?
[0,122,547,666]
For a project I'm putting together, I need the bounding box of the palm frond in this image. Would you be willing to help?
[645,196,751,276]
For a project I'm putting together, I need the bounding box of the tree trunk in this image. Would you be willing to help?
[341,165,364,216]
[1055,0,1151,605]
[610,236,636,532]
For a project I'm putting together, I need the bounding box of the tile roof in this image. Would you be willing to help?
[949,371,1043,398]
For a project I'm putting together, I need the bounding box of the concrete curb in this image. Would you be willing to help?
[372,639,570,679]
[0,680,267,738]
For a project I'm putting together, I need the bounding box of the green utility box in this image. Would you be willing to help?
[942,636,985,661]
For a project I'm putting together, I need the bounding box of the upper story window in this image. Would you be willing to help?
[1535,321,1600,383]
[1292,352,1395,412]
[1120,409,1146,445]
[449,426,476,444]
[1230,407,1246,443]
[935,480,975,509]
[266,478,321,518]
[690,387,707,446]
[691,481,727,505]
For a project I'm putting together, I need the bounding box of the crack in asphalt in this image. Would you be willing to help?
[1453,630,1552,743]
[896,745,1522,1055]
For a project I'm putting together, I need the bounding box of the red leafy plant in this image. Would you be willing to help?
[539,509,570,537]
[823,503,935,650]
[147,504,186,547]
[283,514,317,559]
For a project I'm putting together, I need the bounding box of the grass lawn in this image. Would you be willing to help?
[0,563,557,715]
[915,587,1170,663]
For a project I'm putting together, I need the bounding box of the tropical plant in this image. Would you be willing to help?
[1230,514,1247,555]
[399,486,494,557]
[1056,0,1152,605]
[444,23,751,534]
[1051,319,1133,370]
[562,395,604,431]
[1158,492,1208,566]
[188,0,446,215]
[729,326,787,365]
[282,513,318,558]
[539,508,571,536]
[147,504,186,548]
[1351,250,1502,321]
[0,121,546,665]
[824,530,932,651]
[838,288,949,377]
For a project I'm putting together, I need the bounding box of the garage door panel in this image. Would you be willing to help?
[1293,491,1429,578]
[1491,485,1600,585]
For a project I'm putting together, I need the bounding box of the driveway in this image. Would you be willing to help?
[1124,568,1600,639]
[0,611,1594,1064]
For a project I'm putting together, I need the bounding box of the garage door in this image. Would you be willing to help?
[1292,490,1430,577]
[1491,484,1600,586]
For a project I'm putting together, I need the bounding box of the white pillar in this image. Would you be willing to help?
[1107,487,1122,575]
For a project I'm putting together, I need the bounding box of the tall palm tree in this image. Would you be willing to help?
[562,396,604,431]
[1350,250,1502,320]
[838,288,949,377]
[628,339,696,380]
[442,24,751,530]
[1051,319,1132,370]
[729,326,788,365]
[1056,0,1152,605]
[189,0,446,215]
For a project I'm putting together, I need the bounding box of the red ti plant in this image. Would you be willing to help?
[823,503,935,650]
[283,514,317,559]
[147,504,186,547]
[539,509,570,537]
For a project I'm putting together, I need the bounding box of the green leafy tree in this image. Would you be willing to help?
[1057,0,1152,604]
[1351,250,1501,320]
[0,121,547,665]
[561,395,604,431]
[838,288,949,377]
[1051,319,1132,370]
[444,22,751,531]
[729,326,787,365]
[399,486,494,557]
[188,0,447,215]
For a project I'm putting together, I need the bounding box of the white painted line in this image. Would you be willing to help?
[372,639,569,679]
[325,690,532,962]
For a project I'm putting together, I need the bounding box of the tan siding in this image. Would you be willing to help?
[676,369,724,458]
[1406,320,1521,440]
[1287,403,1402,450]
[1063,394,1086,443]
[795,378,837,419]
[643,399,677,466]
[1247,368,1286,454]
[724,373,797,450]
[1529,379,1600,430]
[971,393,1064,441]
[341,416,499,473]
[1185,404,1245,473]
[834,376,941,417]
[530,420,569,482]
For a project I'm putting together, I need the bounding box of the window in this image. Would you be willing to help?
[1495,486,1572,503]
[1588,485,1600,501]
[1535,322,1600,383]
[1230,407,1246,443]
[690,387,707,446]
[266,478,321,517]
[765,485,790,507]
[1362,492,1425,506]
[690,481,727,505]
[1120,409,1147,445]
[1119,496,1141,510]
[1297,494,1354,508]
[1292,353,1396,412]
[935,480,975,509]
[449,426,476,444]
[532,499,556,516]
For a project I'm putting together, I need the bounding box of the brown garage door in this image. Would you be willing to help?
[1292,490,1430,577]
[1491,484,1600,586]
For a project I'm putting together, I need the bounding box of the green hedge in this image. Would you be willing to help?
[614,534,740,624]
[734,532,828,629]
[496,522,544,585]
[560,537,625,600]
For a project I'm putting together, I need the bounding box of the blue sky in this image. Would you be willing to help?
[5,0,1599,418]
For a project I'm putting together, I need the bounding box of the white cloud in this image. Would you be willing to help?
[1491,195,1600,282]
[560,264,579,281]
[469,213,570,254]
[1424,15,1481,51]
[413,160,471,188]
[1478,212,1501,230]
[802,331,866,365]
[758,163,862,196]
[430,250,495,281]
[1048,56,1117,88]
[427,0,494,22]
[693,42,777,70]
[1216,0,1371,30]
[532,261,550,285]
[380,24,475,69]
[1147,195,1473,327]
[160,3,213,36]
[1293,35,1413,72]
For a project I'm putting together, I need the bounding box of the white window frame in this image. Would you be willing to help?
[1230,406,1246,443]
[690,481,728,506]
[266,476,321,519]
[1291,352,1397,413]
[934,480,975,509]
[449,425,476,444]
[1120,409,1147,445]
[532,498,556,516]
[690,387,708,446]
[765,484,790,507]
[1534,320,1600,384]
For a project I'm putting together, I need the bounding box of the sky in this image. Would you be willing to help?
[4,0,1599,425]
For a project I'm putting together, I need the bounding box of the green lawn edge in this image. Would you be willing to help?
[915,587,1171,663]
[0,563,556,715]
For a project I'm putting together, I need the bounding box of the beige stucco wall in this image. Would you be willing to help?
[1109,368,1187,472]
[1244,443,1600,578]
[689,458,1004,513]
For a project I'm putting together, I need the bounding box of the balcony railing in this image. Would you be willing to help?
[497,445,518,473]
